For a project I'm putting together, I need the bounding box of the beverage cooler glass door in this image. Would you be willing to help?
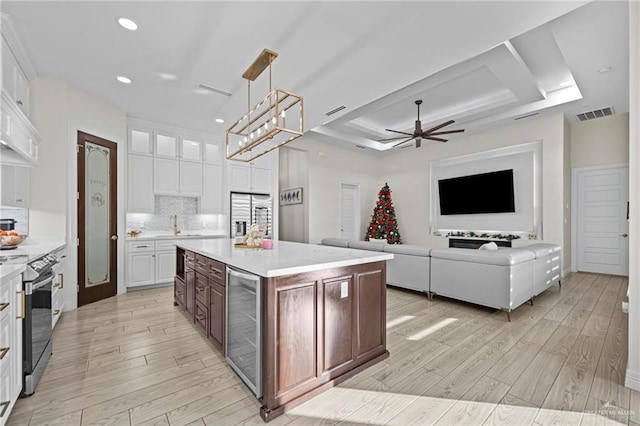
[226,267,262,398]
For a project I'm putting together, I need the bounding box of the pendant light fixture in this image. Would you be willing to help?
[226,48,304,162]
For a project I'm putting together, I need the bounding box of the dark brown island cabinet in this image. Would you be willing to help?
[174,246,389,422]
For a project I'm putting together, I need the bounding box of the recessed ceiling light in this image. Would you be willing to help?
[215,118,225,124]
[117,76,132,84]
[156,72,177,81]
[598,66,612,74]
[116,17,138,31]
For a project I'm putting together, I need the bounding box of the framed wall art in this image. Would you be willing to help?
[280,188,303,205]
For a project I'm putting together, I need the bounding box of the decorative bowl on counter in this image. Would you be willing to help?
[127,230,142,237]
[1,234,27,249]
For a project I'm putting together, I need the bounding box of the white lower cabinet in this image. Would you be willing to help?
[127,240,177,289]
[51,250,66,329]
[1,272,23,426]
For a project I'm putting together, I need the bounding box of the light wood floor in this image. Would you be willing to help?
[8,272,639,426]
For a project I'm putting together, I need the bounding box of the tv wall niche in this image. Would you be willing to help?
[430,141,542,237]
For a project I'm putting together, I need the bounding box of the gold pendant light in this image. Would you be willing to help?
[226,49,304,162]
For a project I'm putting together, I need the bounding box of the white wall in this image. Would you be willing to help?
[570,113,630,168]
[30,77,127,311]
[380,114,567,252]
[292,135,379,244]
[563,117,572,274]
[626,0,640,392]
[279,146,309,243]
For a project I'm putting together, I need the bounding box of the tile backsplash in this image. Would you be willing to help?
[0,207,28,234]
[127,196,227,233]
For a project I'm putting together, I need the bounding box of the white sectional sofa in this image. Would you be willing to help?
[429,247,535,321]
[319,237,561,321]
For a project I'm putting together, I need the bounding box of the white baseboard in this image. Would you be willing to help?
[563,267,572,278]
[625,368,640,391]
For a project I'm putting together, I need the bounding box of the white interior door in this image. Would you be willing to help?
[340,183,360,240]
[575,165,629,275]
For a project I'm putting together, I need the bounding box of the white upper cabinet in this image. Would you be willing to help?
[179,161,203,197]
[200,164,223,213]
[203,139,223,165]
[227,151,273,194]
[1,165,30,208]
[181,137,202,161]
[129,127,153,155]
[2,36,30,117]
[153,158,180,195]
[127,155,154,213]
[154,133,178,158]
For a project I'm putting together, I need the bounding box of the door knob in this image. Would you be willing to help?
[619,233,628,237]
[111,235,119,240]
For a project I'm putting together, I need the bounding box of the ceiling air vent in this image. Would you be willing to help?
[325,105,346,116]
[355,145,367,149]
[576,107,613,121]
[514,112,539,121]
[197,83,232,97]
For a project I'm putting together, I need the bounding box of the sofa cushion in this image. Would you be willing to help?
[383,244,430,257]
[523,243,561,259]
[430,247,534,266]
[348,241,386,252]
[320,237,350,248]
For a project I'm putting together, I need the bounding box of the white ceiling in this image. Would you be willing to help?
[2,1,629,153]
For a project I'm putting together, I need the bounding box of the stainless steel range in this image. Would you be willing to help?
[0,249,63,396]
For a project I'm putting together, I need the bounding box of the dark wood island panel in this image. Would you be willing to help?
[260,261,389,421]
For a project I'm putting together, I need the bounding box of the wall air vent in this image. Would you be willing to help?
[576,107,613,121]
[325,105,347,116]
[514,112,539,121]
[197,83,232,97]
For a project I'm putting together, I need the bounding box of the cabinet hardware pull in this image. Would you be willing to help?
[196,287,205,292]
[53,309,61,316]
[59,273,64,289]
[196,314,205,321]
[176,291,183,295]
[136,245,150,248]
[0,302,8,312]
[53,283,61,289]
[16,290,25,319]
[16,100,23,106]
[0,347,9,360]
[0,401,9,418]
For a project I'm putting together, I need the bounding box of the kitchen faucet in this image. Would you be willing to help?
[173,214,180,235]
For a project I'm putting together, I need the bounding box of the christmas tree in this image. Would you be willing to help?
[365,183,402,244]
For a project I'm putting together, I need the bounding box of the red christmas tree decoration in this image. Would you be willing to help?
[365,183,402,244]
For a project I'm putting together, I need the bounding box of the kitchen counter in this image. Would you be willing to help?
[0,263,26,280]
[125,230,227,241]
[0,237,66,262]
[175,239,393,278]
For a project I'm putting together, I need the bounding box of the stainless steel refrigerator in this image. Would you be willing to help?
[230,192,272,238]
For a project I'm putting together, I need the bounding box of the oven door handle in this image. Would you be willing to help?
[33,275,54,291]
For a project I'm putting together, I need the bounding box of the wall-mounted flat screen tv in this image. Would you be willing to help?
[438,169,515,215]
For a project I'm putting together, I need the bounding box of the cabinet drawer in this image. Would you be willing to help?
[194,300,209,334]
[0,314,10,373]
[195,273,209,305]
[155,240,177,251]
[185,251,196,269]
[174,277,186,307]
[127,241,155,252]
[208,259,225,285]
[195,254,209,276]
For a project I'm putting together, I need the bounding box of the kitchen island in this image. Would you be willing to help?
[174,239,393,422]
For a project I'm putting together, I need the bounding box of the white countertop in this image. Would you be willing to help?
[176,239,393,278]
[0,263,26,281]
[126,230,228,241]
[0,237,66,261]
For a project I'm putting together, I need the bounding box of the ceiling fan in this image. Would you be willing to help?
[378,100,465,148]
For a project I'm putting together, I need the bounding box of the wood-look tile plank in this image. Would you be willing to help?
[522,318,560,346]
[339,392,417,425]
[29,409,83,426]
[509,351,566,407]
[541,367,595,412]
[485,340,542,385]
[386,394,456,425]
[83,410,131,426]
[482,394,539,426]
[589,326,629,409]
[287,387,379,425]
[629,389,640,424]
[565,335,605,372]
[541,324,582,358]
[533,407,584,426]
[582,315,612,339]
[434,376,510,425]
[201,396,260,426]
[581,396,630,425]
